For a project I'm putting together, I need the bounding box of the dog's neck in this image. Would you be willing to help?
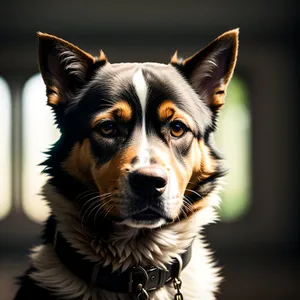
[42,182,211,272]
[32,182,221,299]
[52,228,193,295]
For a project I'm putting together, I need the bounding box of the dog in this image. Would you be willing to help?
[14,29,238,300]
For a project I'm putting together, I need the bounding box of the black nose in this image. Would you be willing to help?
[129,166,168,198]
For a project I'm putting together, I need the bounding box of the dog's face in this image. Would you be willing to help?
[38,30,238,228]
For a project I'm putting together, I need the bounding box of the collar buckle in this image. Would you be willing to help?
[128,266,149,293]
[128,265,171,293]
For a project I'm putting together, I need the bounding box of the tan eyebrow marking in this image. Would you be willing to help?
[158,100,194,128]
[91,100,132,127]
[158,100,176,120]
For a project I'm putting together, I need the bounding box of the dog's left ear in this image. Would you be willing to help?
[171,29,239,111]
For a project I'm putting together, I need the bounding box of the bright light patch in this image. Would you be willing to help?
[215,76,251,221]
[22,74,60,223]
[0,78,12,220]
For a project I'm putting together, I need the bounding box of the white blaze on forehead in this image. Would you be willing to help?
[132,69,149,165]
[132,69,147,112]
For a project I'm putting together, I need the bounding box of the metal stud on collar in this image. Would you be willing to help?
[136,283,150,300]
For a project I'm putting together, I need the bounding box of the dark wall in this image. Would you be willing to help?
[0,1,299,299]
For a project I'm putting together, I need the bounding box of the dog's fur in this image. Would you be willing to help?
[14,29,238,300]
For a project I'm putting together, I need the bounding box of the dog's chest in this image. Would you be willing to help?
[86,239,219,300]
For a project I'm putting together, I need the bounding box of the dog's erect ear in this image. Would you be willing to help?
[171,29,239,111]
[37,32,107,109]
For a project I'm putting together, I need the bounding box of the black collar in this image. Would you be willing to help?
[53,230,192,294]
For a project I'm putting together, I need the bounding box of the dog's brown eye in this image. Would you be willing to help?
[96,120,117,137]
[170,120,187,138]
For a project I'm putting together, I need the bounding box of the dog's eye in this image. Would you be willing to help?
[169,120,187,138]
[96,120,117,137]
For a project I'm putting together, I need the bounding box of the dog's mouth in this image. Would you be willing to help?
[119,207,173,228]
[131,208,166,221]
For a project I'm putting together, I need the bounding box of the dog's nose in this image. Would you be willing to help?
[129,166,167,198]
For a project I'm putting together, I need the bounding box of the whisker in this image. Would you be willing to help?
[183,195,196,214]
[74,190,99,203]
[80,195,100,213]
[185,188,202,199]
[86,203,104,223]
[93,205,104,226]
[93,197,115,225]
[99,193,113,199]
[188,181,197,185]
[79,191,115,225]
[179,206,188,219]
[104,203,115,218]
[183,194,193,205]
[184,202,192,214]
[81,200,99,222]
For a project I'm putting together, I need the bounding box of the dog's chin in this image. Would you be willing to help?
[119,218,167,229]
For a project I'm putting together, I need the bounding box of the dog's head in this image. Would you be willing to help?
[38,30,238,229]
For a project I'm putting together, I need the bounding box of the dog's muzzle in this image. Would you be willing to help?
[119,165,172,227]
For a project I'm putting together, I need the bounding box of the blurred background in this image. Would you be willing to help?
[0,0,299,299]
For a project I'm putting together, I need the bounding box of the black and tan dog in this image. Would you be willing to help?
[15,29,238,300]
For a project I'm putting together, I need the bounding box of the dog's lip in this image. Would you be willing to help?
[130,208,171,221]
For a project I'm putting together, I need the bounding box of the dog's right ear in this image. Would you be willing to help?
[37,32,107,125]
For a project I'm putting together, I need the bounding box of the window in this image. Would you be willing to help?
[0,78,12,221]
[22,74,60,223]
[215,75,251,221]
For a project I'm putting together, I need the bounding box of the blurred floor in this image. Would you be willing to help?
[0,255,29,300]
[1,252,299,300]
[219,253,300,300]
